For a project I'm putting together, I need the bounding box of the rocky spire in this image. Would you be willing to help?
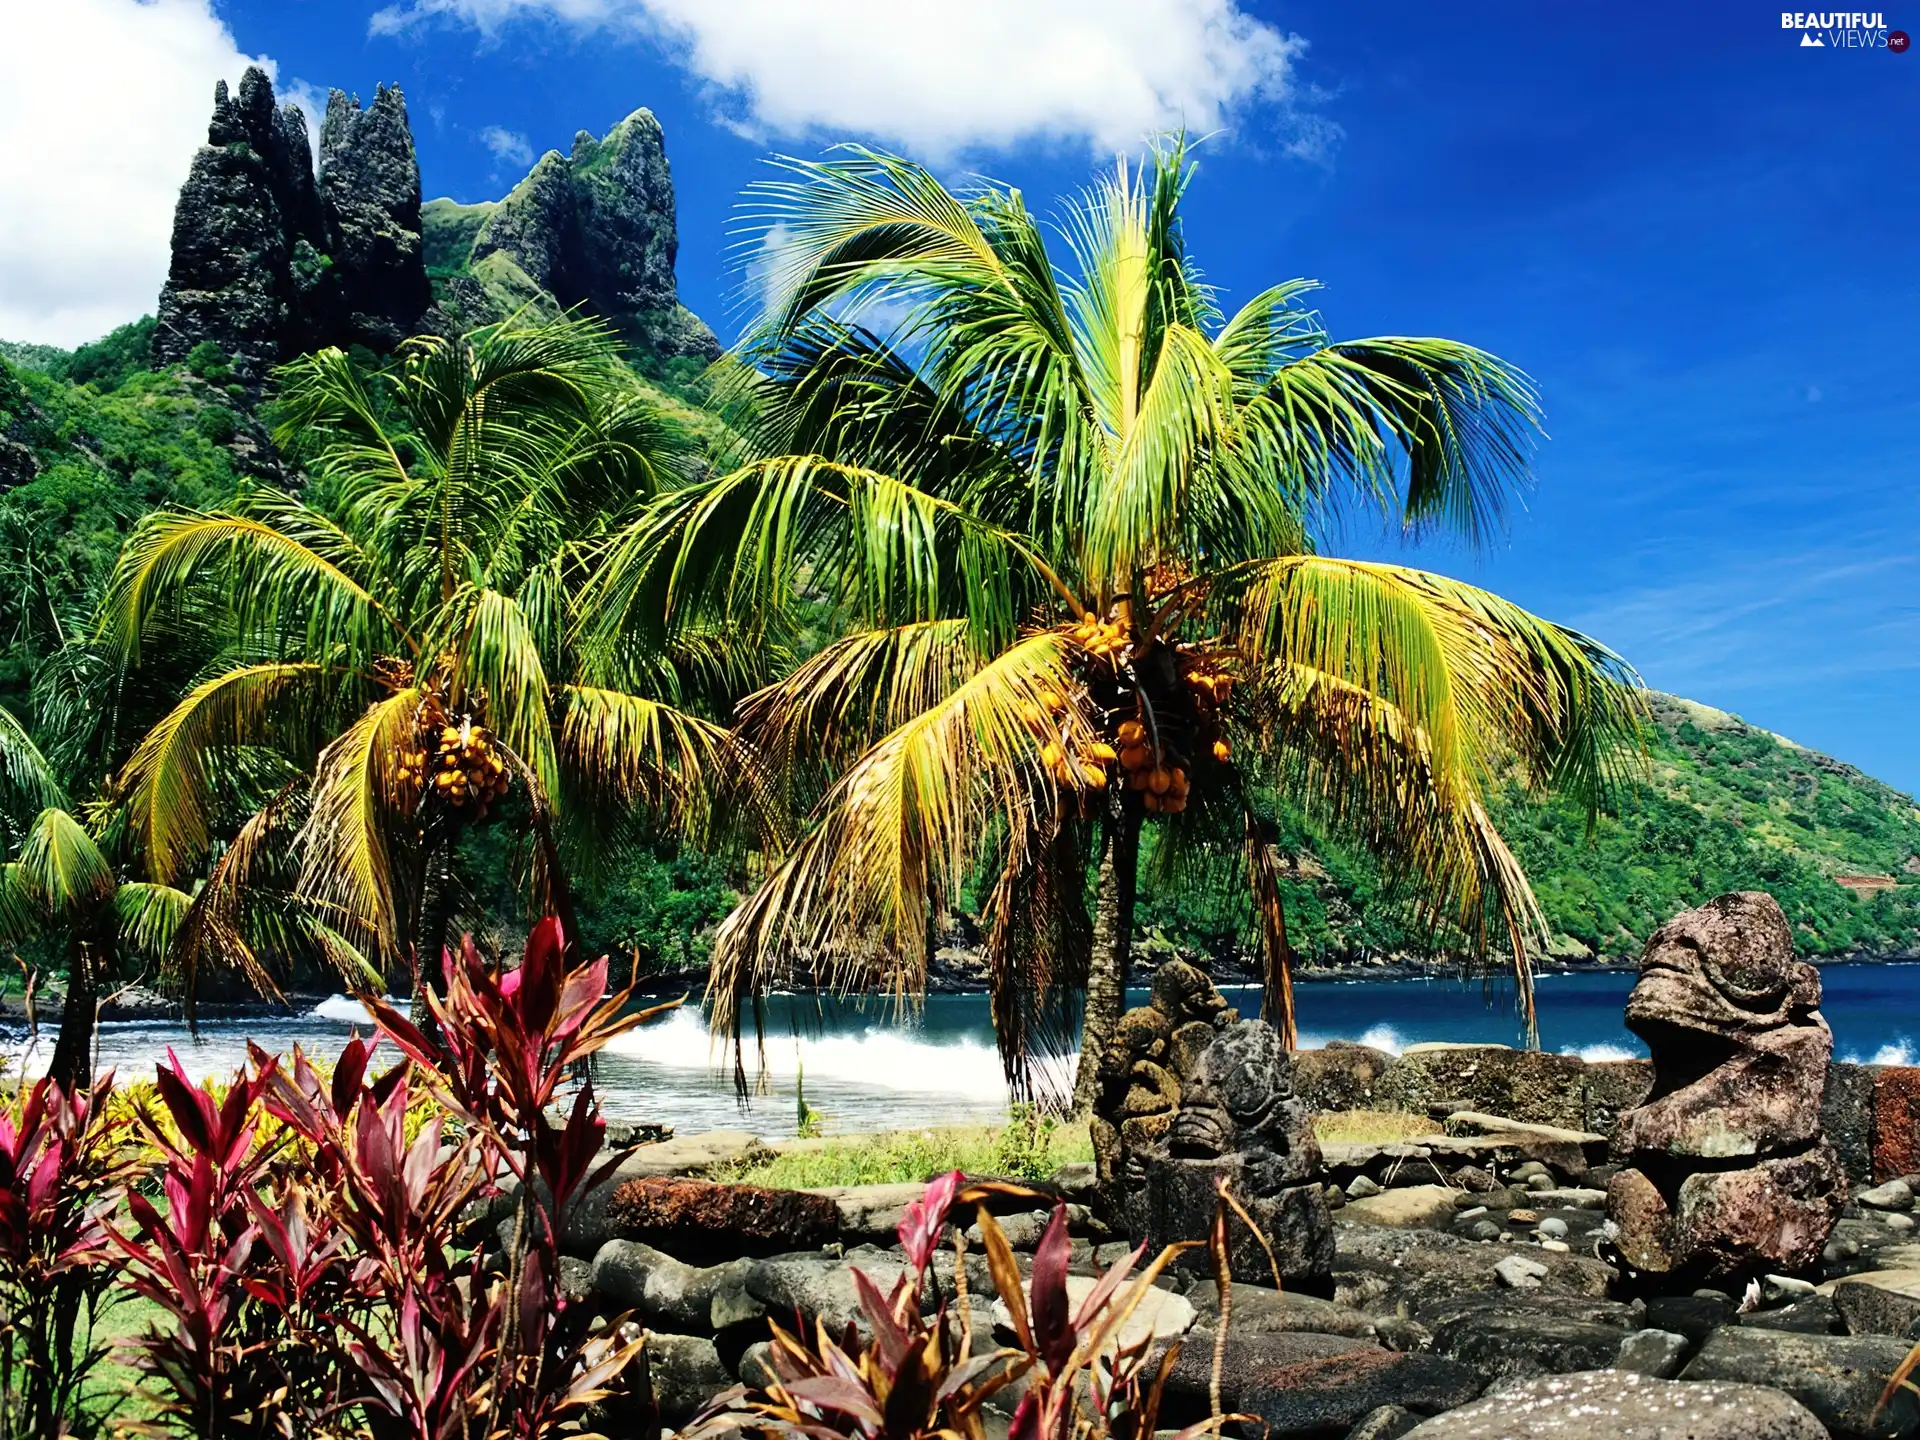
[464,107,718,361]
[318,86,432,352]
[154,71,434,384]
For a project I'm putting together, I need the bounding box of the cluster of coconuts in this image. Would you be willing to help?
[395,700,510,820]
[1067,613,1131,663]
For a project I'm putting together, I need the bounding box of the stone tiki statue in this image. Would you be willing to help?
[1606,892,1846,1287]
[1091,961,1334,1294]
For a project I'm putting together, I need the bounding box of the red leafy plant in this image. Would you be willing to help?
[683,1171,1229,1440]
[108,917,666,1439]
[0,1072,140,1439]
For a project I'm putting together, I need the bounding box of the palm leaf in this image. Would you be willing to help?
[116,662,326,885]
[297,689,420,960]
[18,808,114,922]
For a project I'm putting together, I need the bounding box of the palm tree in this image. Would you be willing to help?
[0,707,191,1089]
[604,141,1642,1108]
[100,317,746,997]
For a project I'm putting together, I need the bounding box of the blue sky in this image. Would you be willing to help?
[10,2,1918,790]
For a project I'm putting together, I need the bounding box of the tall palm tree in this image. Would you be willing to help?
[601,141,1642,1107]
[0,708,191,1089]
[101,318,747,996]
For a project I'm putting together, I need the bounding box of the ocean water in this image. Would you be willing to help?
[15,962,1920,1137]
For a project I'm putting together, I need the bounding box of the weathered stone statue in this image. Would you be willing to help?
[1606,892,1846,1286]
[1092,961,1334,1293]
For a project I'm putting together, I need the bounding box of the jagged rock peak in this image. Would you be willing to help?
[456,106,717,362]
[318,85,432,352]
[155,71,435,385]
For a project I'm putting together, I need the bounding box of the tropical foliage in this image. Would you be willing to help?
[95,316,749,999]
[605,140,1641,1100]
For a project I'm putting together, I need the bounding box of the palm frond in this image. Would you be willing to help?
[0,703,65,829]
[18,808,114,921]
[117,662,325,885]
[556,685,759,846]
[297,689,420,961]
[707,631,1095,1055]
[115,882,196,964]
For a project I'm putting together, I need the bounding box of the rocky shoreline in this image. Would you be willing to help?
[506,893,1920,1439]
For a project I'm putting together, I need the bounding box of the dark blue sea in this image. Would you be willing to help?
[25,962,1920,1137]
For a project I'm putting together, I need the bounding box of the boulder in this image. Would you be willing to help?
[1874,1067,1920,1183]
[745,1251,911,1337]
[1335,1228,1614,1315]
[1607,894,1846,1288]
[1345,1406,1424,1440]
[1611,1328,1690,1379]
[1342,1186,1460,1230]
[1863,1180,1917,1212]
[590,1240,757,1334]
[1831,1271,1920,1337]
[1293,1042,1398,1112]
[605,1177,840,1261]
[1399,1369,1826,1439]
[1742,1294,1844,1335]
[1681,1326,1919,1440]
[1641,1292,1735,1345]
[641,1331,730,1425]
[1420,1295,1638,1384]
[1157,1332,1480,1437]
[1186,1280,1379,1339]
[803,1182,929,1243]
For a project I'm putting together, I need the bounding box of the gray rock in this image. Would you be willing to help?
[803,1181,925,1243]
[461,109,718,361]
[1612,1328,1690,1379]
[1832,1271,1920,1337]
[1349,1175,1385,1199]
[1494,1256,1549,1289]
[318,84,432,351]
[1401,1369,1826,1438]
[642,1331,730,1425]
[1527,1188,1607,1210]
[1740,1294,1842,1335]
[1764,1273,1818,1300]
[1862,1180,1916,1212]
[1423,1296,1635,1384]
[1186,1281,1379,1339]
[1884,1213,1917,1233]
[1536,1217,1569,1240]
[1158,1332,1480,1437]
[1335,1228,1615,1314]
[736,1338,777,1388]
[1469,1221,1500,1242]
[590,1239,755,1334]
[1642,1292,1734,1344]
[1681,1325,1919,1440]
[1344,1404,1423,1440]
[745,1251,910,1337]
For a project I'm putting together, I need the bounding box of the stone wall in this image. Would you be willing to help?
[1295,1042,1917,1185]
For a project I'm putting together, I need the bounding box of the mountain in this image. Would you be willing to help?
[1136,692,1920,970]
[149,70,717,390]
[420,108,721,386]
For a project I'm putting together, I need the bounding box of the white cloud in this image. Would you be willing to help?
[0,0,287,347]
[479,124,535,166]
[370,0,1327,160]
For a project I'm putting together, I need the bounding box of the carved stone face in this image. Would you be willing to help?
[1168,1022,1293,1159]
[1625,890,1820,1045]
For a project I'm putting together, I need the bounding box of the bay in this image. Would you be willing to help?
[16,961,1920,1138]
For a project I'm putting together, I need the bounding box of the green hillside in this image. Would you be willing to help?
[5,332,1916,979]
[1136,692,1920,967]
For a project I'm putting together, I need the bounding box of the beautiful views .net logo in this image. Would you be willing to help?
[1781,11,1909,48]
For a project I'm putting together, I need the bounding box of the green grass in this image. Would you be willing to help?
[1313,1109,1440,1145]
[717,1114,1095,1190]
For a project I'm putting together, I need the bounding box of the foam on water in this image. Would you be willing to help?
[308,994,381,1025]
[1564,1042,1642,1062]
[602,1005,1067,1100]
[1297,1023,1407,1055]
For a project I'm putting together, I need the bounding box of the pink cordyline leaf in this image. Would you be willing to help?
[1029,1203,1075,1373]
[898,1170,964,1271]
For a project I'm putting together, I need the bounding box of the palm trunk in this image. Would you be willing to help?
[1072,807,1141,1114]
[47,933,102,1093]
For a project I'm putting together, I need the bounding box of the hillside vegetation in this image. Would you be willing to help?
[1137,692,1920,966]
[5,335,1916,984]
